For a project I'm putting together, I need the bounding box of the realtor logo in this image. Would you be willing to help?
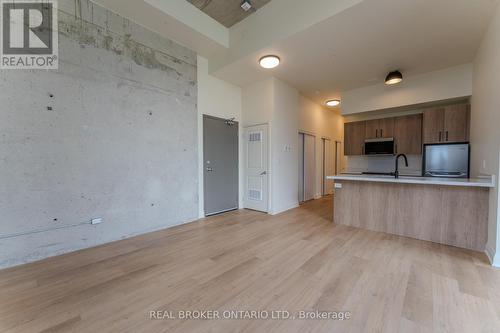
[1,0,58,69]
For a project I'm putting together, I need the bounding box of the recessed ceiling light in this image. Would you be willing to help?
[385,70,403,85]
[326,99,341,107]
[259,55,280,69]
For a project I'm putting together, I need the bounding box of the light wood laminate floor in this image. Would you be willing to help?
[1,197,500,333]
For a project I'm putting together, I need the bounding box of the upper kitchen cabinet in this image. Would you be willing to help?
[344,121,366,156]
[423,107,445,143]
[365,118,394,139]
[394,114,423,154]
[444,104,470,142]
[423,104,470,144]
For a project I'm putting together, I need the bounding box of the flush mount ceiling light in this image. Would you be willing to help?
[241,1,252,12]
[259,55,280,69]
[326,99,341,107]
[385,70,403,85]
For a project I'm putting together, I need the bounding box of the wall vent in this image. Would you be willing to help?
[249,132,261,142]
[248,189,262,200]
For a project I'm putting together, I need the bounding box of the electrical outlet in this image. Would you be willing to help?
[91,218,103,225]
[335,183,343,189]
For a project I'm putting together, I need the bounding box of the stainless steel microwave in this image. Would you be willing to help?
[364,138,395,156]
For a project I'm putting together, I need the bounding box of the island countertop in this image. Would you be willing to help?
[327,174,495,188]
[330,173,492,251]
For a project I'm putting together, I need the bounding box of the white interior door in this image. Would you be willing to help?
[323,138,334,195]
[244,125,269,212]
[303,134,316,201]
[298,133,305,203]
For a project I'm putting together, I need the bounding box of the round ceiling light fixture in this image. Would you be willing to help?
[259,55,280,69]
[326,99,341,107]
[385,70,403,85]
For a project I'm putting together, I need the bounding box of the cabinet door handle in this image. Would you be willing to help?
[380,129,383,137]
[439,131,442,142]
[375,129,378,138]
[446,131,449,141]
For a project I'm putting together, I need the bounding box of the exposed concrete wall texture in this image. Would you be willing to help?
[0,0,198,268]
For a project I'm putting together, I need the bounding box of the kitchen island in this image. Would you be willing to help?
[327,174,495,251]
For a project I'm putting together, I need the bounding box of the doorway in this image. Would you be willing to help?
[298,132,316,203]
[243,124,269,213]
[322,138,334,196]
[203,115,239,216]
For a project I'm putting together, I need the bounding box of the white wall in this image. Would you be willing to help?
[342,64,473,115]
[298,96,344,198]
[197,56,243,218]
[471,3,500,267]
[271,79,299,214]
[242,78,274,127]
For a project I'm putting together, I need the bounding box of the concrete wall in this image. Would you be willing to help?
[471,2,500,267]
[341,64,473,115]
[0,0,198,268]
[197,55,243,217]
[298,96,344,197]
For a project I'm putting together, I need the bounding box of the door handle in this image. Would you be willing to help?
[439,131,442,142]
[260,171,267,176]
[380,129,383,137]
[206,167,213,172]
[446,131,449,141]
[376,129,378,138]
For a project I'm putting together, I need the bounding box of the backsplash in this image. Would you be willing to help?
[344,155,423,176]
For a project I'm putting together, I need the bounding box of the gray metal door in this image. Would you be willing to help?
[203,115,239,216]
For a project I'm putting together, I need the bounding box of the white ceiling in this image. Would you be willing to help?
[212,0,499,105]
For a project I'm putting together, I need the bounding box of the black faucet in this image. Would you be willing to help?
[394,154,408,179]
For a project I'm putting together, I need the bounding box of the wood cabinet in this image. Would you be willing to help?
[365,118,394,139]
[344,121,366,156]
[444,104,470,142]
[423,104,470,144]
[365,120,379,139]
[343,103,469,156]
[394,114,423,154]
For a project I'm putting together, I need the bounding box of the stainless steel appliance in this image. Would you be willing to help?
[364,138,395,155]
[423,143,470,178]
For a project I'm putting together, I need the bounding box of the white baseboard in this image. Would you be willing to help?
[270,202,299,215]
[485,244,499,267]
